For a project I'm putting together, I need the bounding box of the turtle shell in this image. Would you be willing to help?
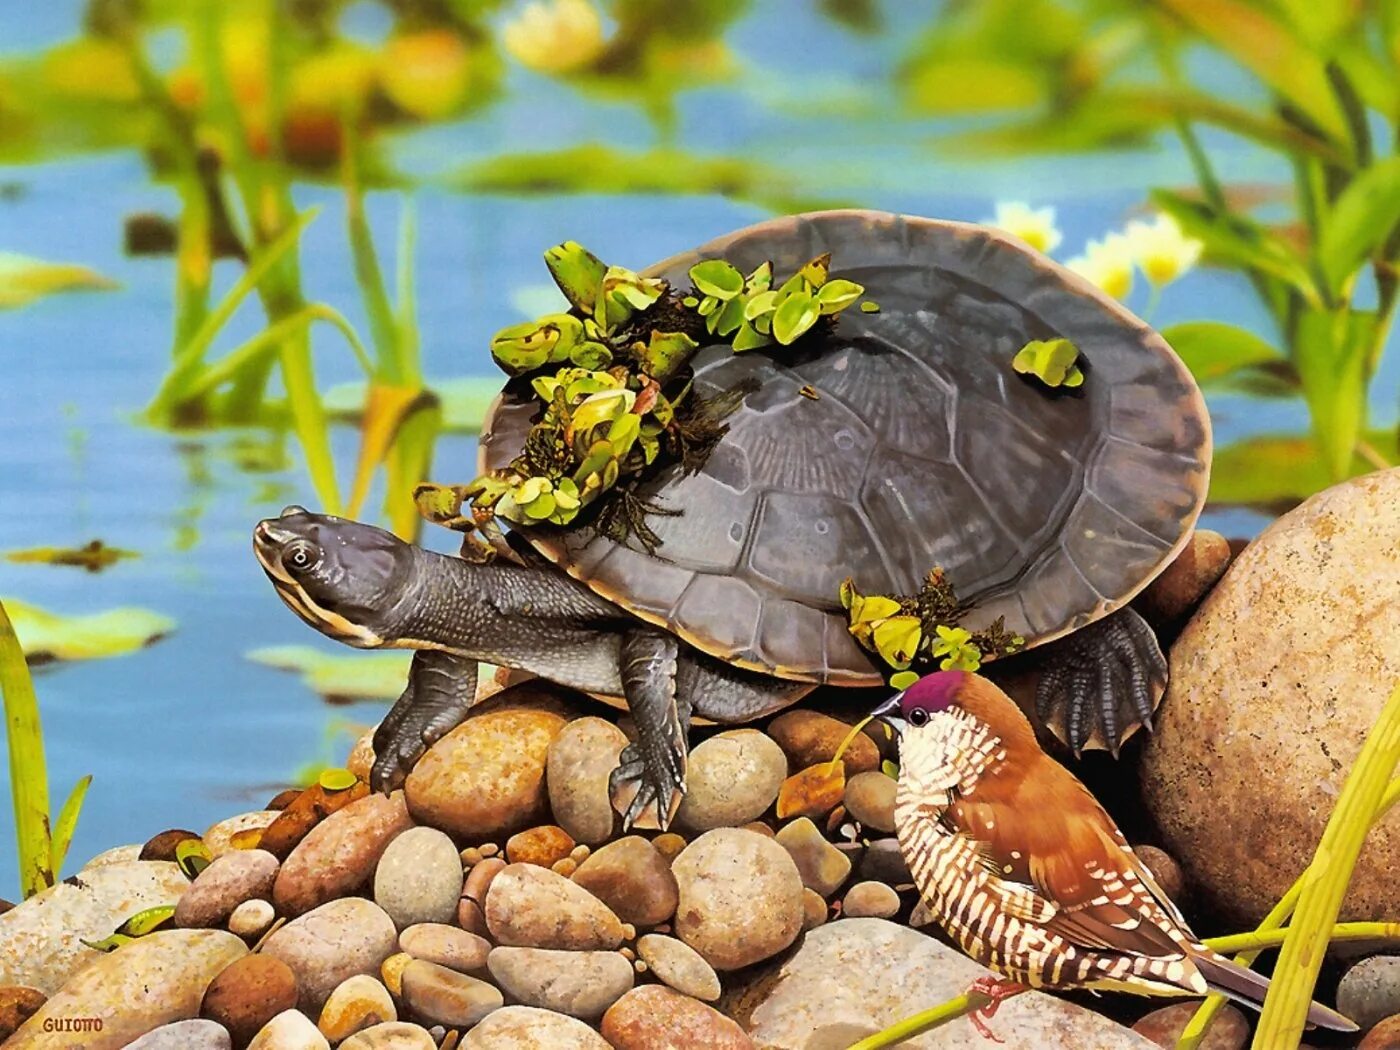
[479,210,1211,686]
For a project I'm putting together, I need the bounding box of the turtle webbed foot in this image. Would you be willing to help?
[369,650,478,793]
[610,742,686,832]
[1034,606,1167,757]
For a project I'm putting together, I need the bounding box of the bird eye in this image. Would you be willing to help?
[284,541,318,573]
[908,707,930,727]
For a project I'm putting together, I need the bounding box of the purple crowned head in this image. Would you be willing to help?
[870,670,969,729]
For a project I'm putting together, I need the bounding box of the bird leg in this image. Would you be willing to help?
[966,975,1027,1043]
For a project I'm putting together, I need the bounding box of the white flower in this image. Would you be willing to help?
[986,201,1062,255]
[1067,232,1135,301]
[1124,213,1203,286]
[503,0,605,75]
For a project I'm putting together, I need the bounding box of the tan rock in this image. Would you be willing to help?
[485,863,624,950]
[463,1006,611,1049]
[175,849,279,929]
[636,934,721,1002]
[9,929,246,1050]
[125,1019,232,1049]
[0,986,45,1043]
[341,1022,437,1050]
[672,828,804,971]
[571,836,679,927]
[1132,1001,1247,1050]
[505,825,574,868]
[844,771,897,833]
[204,812,280,859]
[247,1009,328,1050]
[768,709,880,776]
[0,860,190,994]
[201,954,299,1050]
[397,924,490,973]
[261,898,398,1014]
[228,899,276,940]
[273,792,412,917]
[1142,470,1400,923]
[842,881,900,919]
[373,826,462,929]
[802,888,828,930]
[406,706,566,839]
[675,730,788,831]
[602,985,753,1050]
[1137,528,1232,625]
[775,817,851,897]
[317,975,396,1043]
[486,947,633,1020]
[398,960,502,1028]
[546,717,628,845]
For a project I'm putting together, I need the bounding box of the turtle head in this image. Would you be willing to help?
[253,506,418,648]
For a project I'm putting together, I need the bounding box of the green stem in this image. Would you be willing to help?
[1252,680,1400,1048]
[1204,921,1400,955]
[845,993,991,1050]
[0,599,53,899]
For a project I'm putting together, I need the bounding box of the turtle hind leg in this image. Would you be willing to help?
[1034,606,1167,758]
[610,629,691,831]
[370,650,478,793]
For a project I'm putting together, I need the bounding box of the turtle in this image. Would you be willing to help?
[253,209,1210,830]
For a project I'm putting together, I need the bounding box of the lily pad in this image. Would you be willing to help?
[4,599,175,664]
[247,645,412,702]
[5,540,138,573]
[0,251,118,309]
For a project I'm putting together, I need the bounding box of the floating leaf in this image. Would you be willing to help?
[889,670,919,690]
[689,259,744,300]
[318,767,359,792]
[248,646,413,702]
[0,252,118,310]
[544,241,607,315]
[4,600,175,664]
[174,838,212,880]
[816,278,864,315]
[777,762,846,820]
[1012,338,1085,389]
[881,759,900,779]
[772,291,820,345]
[5,540,137,573]
[860,301,881,313]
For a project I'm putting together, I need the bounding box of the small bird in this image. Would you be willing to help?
[873,670,1357,1041]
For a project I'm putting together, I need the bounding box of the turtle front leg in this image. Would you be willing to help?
[610,629,691,831]
[1034,606,1166,757]
[371,649,479,792]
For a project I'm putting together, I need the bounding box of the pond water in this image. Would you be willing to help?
[1,1,1395,893]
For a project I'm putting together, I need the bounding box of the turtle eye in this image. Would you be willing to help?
[908,707,930,727]
[283,540,319,574]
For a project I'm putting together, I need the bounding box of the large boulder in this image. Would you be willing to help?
[1141,469,1400,923]
[745,919,1154,1049]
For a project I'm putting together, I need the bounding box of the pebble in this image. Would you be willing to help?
[1361,1014,1400,1050]
[260,782,372,860]
[0,859,191,994]
[1134,845,1186,901]
[125,1019,232,1049]
[550,857,578,877]
[0,986,46,1043]
[261,898,399,1014]
[802,888,828,930]
[204,811,280,858]
[842,881,901,919]
[81,844,142,870]
[10,929,245,1050]
[346,729,376,782]
[602,985,755,1049]
[844,771,897,833]
[1132,1001,1248,1050]
[405,706,566,839]
[546,717,629,844]
[200,954,300,1049]
[373,826,463,929]
[273,792,413,917]
[317,974,396,1043]
[775,817,852,897]
[487,946,634,1019]
[571,835,679,927]
[463,1006,611,1049]
[228,899,276,939]
[398,924,490,973]
[1339,956,1400,1032]
[675,729,788,831]
[139,828,203,861]
[672,828,804,971]
[247,1009,330,1050]
[776,763,845,821]
[380,953,412,997]
[266,788,303,811]
[341,1021,437,1050]
[479,843,500,858]
[1137,528,1232,624]
[636,934,721,1002]
[485,863,624,950]
[570,844,591,863]
[175,849,279,929]
[768,709,880,775]
[506,825,576,868]
[856,838,911,885]
[652,833,687,861]
[399,959,503,1027]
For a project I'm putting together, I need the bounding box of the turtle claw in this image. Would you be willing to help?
[1035,607,1167,757]
[610,743,685,832]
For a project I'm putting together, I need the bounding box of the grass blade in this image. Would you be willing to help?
[50,773,91,878]
[0,598,54,898]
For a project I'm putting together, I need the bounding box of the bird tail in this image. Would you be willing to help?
[1192,953,1358,1033]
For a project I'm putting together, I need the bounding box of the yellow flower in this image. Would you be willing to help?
[503,0,605,75]
[1067,232,1135,301]
[1124,213,1203,286]
[987,201,1062,255]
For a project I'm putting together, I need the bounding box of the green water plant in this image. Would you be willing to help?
[3,599,174,664]
[0,252,117,309]
[1013,337,1085,389]
[1,599,91,899]
[905,0,1400,500]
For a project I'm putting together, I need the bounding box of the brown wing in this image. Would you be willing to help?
[946,754,1194,961]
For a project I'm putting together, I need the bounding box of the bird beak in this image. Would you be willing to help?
[870,691,905,738]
